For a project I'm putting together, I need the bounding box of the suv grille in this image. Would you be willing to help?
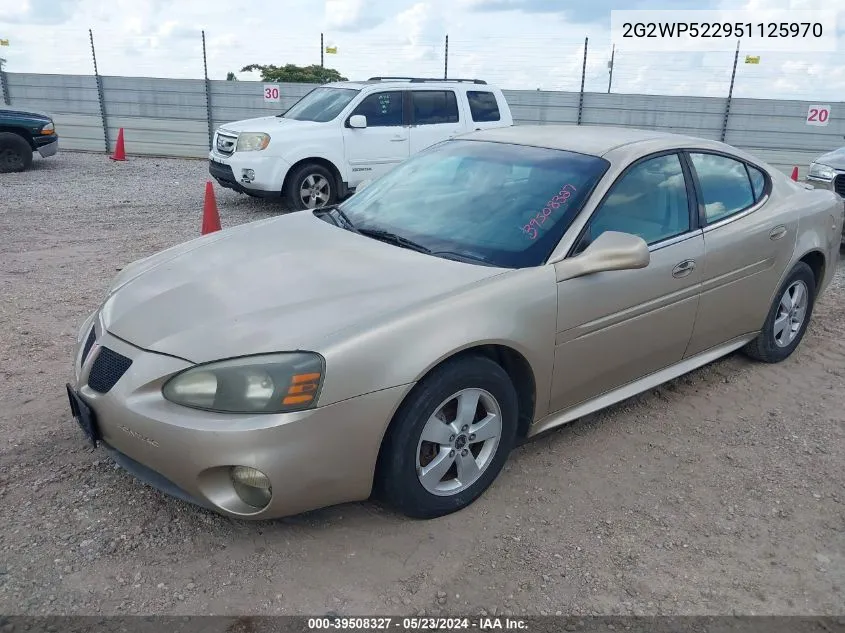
[88,347,133,394]
[80,326,96,367]
[834,174,845,198]
[215,131,237,156]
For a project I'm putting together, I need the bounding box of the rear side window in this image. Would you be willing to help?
[411,91,459,125]
[467,91,501,122]
[689,153,755,223]
[747,165,767,201]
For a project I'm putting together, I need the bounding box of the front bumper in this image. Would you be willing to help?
[69,313,407,519]
[208,150,288,199]
[35,136,59,158]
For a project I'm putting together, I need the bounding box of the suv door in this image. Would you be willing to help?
[342,90,410,185]
[549,152,704,414]
[408,90,464,154]
[682,151,797,357]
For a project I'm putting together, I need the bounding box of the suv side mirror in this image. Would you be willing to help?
[553,231,649,282]
[349,115,367,129]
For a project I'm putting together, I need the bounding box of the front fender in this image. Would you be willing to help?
[316,265,560,423]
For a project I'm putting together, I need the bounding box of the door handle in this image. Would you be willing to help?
[770,225,787,240]
[672,260,696,278]
[390,137,406,142]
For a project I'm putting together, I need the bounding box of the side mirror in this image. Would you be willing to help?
[349,114,367,129]
[553,231,649,282]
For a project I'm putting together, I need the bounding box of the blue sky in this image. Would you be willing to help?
[0,0,843,100]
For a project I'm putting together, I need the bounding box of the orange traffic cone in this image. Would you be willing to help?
[201,181,221,235]
[110,128,126,161]
[790,166,799,181]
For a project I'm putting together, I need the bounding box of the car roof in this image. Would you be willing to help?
[462,125,732,158]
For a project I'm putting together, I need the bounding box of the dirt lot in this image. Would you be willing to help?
[0,152,843,617]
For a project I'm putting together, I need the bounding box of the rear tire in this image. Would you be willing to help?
[743,262,816,363]
[284,163,337,211]
[0,132,34,173]
[375,355,518,519]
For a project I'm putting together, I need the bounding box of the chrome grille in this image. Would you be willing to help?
[215,131,237,156]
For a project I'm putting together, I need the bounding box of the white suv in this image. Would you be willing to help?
[208,77,513,210]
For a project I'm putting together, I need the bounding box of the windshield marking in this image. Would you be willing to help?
[521,184,577,240]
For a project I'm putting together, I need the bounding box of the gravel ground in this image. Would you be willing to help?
[1,151,844,617]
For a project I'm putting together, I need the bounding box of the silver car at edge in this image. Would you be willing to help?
[807,145,845,245]
[67,125,845,521]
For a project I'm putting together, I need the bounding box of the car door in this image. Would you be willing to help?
[682,151,798,357]
[408,89,464,154]
[342,90,410,184]
[548,151,704,414]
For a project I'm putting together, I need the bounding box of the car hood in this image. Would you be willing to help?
[218,116,320,134]
[0,107,52,123]
[815,146,845,170]
[100,212,505,364]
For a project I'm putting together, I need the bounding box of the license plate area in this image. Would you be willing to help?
[66,383,100,448]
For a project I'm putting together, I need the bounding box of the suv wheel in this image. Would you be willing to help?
[0,132,34,173]
[285,163,337,211]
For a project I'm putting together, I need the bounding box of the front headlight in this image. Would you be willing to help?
[236,132,271,152]
[809,162,836,181]
[162,352,324,414]
[40,122,55,135]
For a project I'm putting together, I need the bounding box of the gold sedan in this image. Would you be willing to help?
[67,125,845,520]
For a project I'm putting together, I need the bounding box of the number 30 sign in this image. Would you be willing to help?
[806,105,830,126]
[264,84,281,103]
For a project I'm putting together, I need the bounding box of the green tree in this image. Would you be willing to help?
[226,71,238,81]
[239,63,347,84]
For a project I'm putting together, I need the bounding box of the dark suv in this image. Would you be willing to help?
[0,107,59,172]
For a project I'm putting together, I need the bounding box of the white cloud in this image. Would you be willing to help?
[0,0,842,100]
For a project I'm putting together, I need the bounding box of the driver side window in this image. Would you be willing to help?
[350,91,404,127]
[576,153,691,253]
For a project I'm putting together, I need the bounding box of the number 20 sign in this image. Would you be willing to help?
[264,84,280,103]
[806,105,830,126]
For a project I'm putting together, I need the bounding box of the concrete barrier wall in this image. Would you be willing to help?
[2,72,843,176]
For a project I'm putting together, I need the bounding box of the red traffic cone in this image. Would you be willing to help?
[790,166,799,181]
[201,181,221,235]
[109,128,126,161]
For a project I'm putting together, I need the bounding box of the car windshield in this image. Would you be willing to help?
[282,87,360,122]
[337,139,610,268]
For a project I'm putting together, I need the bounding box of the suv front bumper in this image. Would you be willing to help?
[208,151,290,199]
[35,135,59,158]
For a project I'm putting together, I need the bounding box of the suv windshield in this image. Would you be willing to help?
[338,139,610,268]
[282,87,360,122]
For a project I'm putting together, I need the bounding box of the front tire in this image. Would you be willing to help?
[0,132,34,173]
[743,261,816,363]
[376,355,518,519]
[284,163,337,211]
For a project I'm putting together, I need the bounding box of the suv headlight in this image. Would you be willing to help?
[809,162,835,181]
[236,132,271,152]
[40,122,55,134]
[162,352,324,413]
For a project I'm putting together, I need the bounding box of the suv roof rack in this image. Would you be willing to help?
[367,76,488,85]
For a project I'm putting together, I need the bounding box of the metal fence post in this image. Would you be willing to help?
[577,37,588,125]
[721,39,740,143]
[0,58,10,105]
[89,29,110,153]
[444,34,449,79]
[321,33,324,68]
[202,30,213,151]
